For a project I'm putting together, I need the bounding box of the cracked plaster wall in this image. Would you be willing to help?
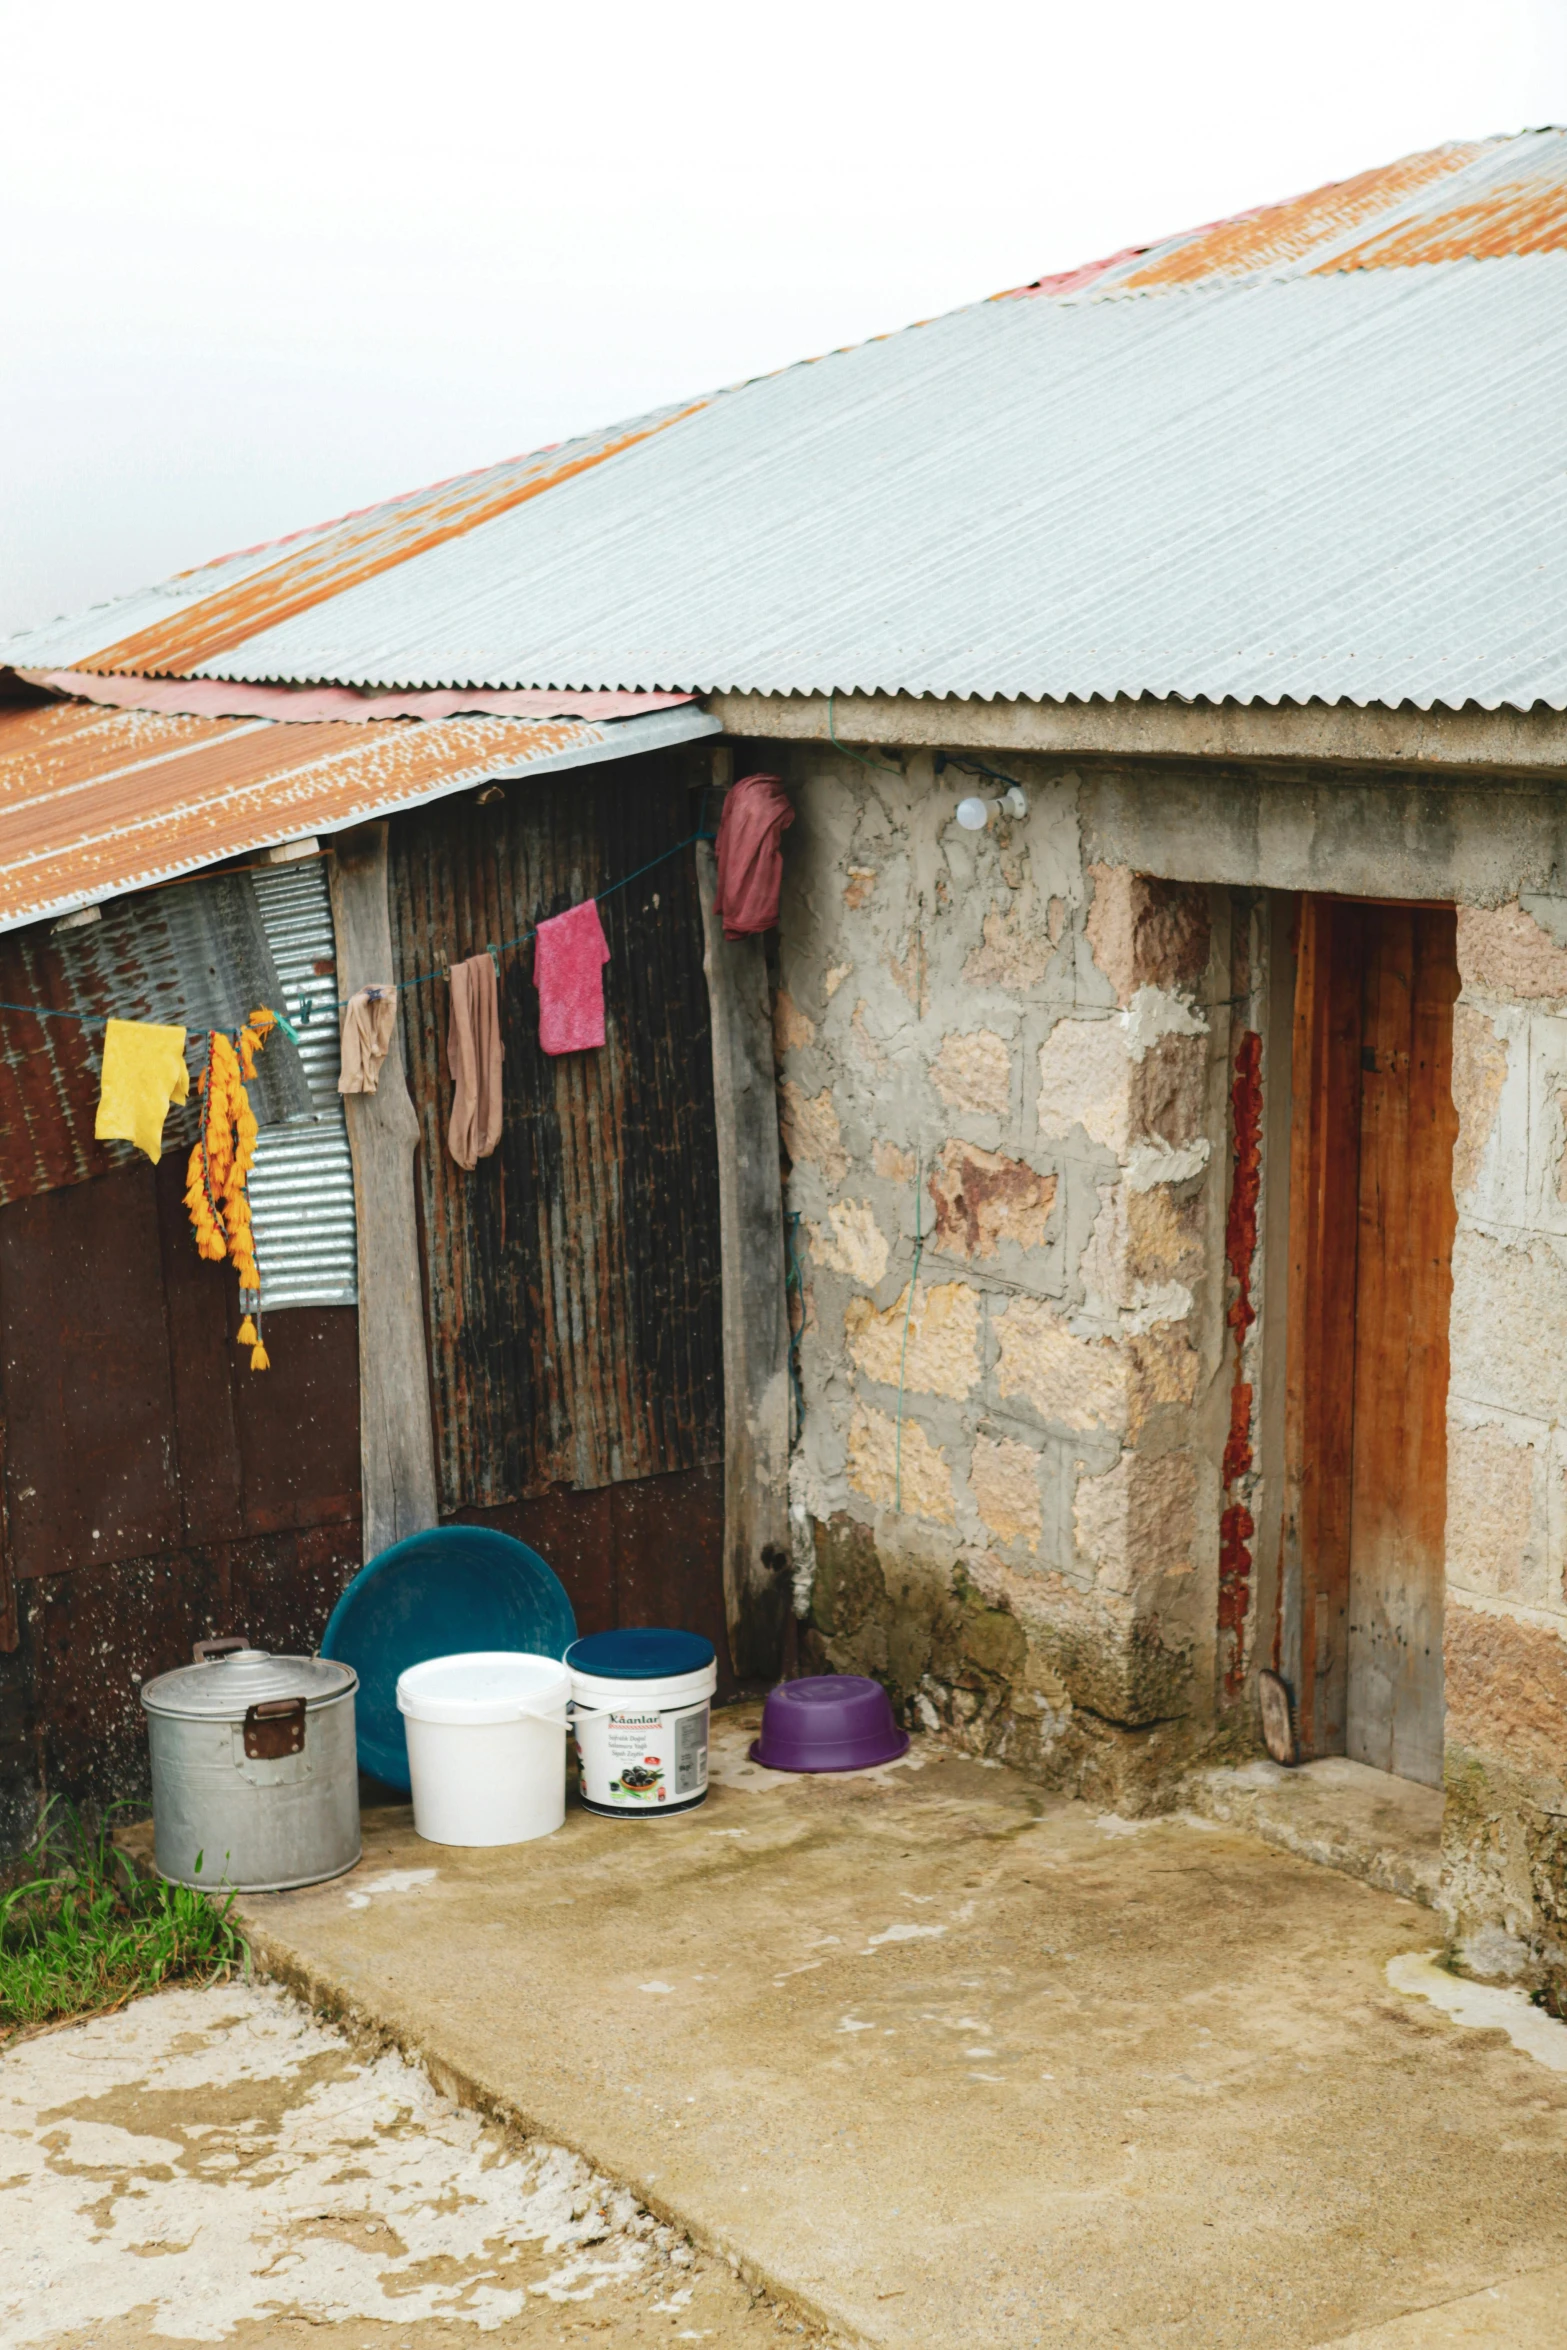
[771,749,1234,1804]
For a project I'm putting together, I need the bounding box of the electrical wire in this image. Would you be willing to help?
[2,826,714,1040]
[827,691,903,779]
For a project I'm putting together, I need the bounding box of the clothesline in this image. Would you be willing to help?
[0,826,715,1040]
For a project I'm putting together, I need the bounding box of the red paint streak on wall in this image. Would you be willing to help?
[1219,1031,1263,1692]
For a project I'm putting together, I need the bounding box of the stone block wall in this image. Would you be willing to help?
[772,749,1241,1805]
[1442,896,1567,1979]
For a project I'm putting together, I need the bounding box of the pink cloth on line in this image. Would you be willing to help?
[711,773,794,938]
[533,899,610,1055]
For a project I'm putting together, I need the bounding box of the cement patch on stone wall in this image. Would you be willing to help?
[1037,1016,1130,1155]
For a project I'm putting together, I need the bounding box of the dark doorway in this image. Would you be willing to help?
[1284,896,1458,1786]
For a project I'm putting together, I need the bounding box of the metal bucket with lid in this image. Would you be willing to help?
[141,1637,361,1891]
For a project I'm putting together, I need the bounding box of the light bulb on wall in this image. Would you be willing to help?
[955,795,991,831]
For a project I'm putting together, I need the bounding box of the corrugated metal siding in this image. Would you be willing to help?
[248,861,358,1310]
[0,926,116,1204]
[390,752,723,1511]
[0,859,356,1312]
[0,868,307,1208]
[0,1148,361,1830]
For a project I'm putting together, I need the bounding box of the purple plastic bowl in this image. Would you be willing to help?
[749,1675,910,1773]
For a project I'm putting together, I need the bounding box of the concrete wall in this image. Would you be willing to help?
[1441,896,1567,1979]
[772,748,1249,1804]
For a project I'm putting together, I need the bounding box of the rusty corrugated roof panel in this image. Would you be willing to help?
[0,700,720,934]
[1001,132,1567,298]
[1118,144,1485,288]
[1328,179,1567,269]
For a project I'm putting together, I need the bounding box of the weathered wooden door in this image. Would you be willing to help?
[1285,897,1458,1785]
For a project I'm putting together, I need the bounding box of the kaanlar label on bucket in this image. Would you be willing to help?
[597,1704,709,1804]
[607,1711,667,1801]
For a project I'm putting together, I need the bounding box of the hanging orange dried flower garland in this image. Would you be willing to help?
[184,1008,277,1370]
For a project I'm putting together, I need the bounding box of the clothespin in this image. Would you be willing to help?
[273,1010,302,1045]
[487,945,501,978]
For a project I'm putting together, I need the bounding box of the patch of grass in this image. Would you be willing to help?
[0,1804,243,2043]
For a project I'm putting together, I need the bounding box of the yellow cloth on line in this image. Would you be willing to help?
[94,1018,190,1163]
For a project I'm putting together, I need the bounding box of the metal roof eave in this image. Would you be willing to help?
[0,703,721,942]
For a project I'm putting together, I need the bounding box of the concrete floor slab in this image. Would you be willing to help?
[1318,2261,1567,2345]
[1182,1757,1443,1908]
[233,1713,1567,2350]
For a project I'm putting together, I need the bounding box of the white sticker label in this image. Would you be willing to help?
[577,1700,710,1808]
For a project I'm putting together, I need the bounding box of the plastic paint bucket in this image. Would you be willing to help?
[565,1630,718,1818]
[396,1651,571,1847]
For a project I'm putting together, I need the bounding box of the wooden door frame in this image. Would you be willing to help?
[1282,895,1364,1755]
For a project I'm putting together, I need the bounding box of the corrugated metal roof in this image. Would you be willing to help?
[6,129,1566,714]
[0,699,720,933]
[18,670,696,724]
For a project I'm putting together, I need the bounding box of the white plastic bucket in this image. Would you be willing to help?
[396,1651,571,1847]
[569,1655,718,1818]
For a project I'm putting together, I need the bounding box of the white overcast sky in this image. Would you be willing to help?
[3,0,1565,641]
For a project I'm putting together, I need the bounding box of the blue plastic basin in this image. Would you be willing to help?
[321,1526,577,1791]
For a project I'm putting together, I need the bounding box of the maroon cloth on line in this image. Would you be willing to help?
[711,774,794,939]
[533,899,610,1054]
